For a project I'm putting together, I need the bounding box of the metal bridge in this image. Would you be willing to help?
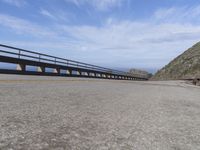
[0,44,148,81]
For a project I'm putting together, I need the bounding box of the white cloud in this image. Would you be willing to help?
[55,20,200,69]
[154,5,200,23]
[65,0,122,11]
[40,9,56,20]
[1,0,27,7]
[0,14,56,37]
[39,8,74,22]
[2,5,200,70]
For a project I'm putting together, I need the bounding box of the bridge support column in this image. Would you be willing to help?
[66,70,72,75]
[96,73,101,78]
[102,74,106,78]
[53,68,60,74]
[37,66,45,73]
[76,71,81,75]
[16,64,26,71]
[89,73,95,77]
[82,72,88,76]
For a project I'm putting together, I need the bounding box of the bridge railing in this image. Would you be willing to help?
[0,44,129,76]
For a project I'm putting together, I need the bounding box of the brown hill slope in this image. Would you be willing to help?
[152,42,200,80]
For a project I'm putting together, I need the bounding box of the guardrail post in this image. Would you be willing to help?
[38,54,41,62]
[18,50,21,59]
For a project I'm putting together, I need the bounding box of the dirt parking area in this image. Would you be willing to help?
[0,75,200,150]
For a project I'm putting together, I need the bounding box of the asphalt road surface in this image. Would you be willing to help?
[0,75,200,150]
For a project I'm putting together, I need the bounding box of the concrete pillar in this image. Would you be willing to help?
[96,74,101,77]
[53,68,60,74]
[66,70,72,75]
[82,72,88,76]
[76,71,81,75]
[37,66,45,73]
[89,73,95,77]
[16,64,26,71]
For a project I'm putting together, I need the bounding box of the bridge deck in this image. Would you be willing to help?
[0,44,147,81]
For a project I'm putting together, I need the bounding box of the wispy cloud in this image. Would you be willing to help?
[61,21,200,48]
[39,8,73,22]
[65,0,123,11]
[0,14,56,37]
[1,4,200,69]
[40,9,56,20]
[154,5,200,23]
[1,0,27,7]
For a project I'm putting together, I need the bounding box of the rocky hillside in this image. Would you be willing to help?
[128,68,152,79]
[152,42,200,80]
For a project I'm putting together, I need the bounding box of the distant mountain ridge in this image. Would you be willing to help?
[128,68,152,79]
[152,42,200,80]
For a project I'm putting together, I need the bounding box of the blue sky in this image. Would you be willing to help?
[0,0,200,72]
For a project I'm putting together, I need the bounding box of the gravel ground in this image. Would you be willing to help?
[0,74,200,150]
